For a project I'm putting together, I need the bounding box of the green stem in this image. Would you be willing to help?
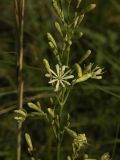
[66,35,71,66]
[56,86,72,160]
[56,90,64,160]
[57,142,61,160]
[63,86,73,105]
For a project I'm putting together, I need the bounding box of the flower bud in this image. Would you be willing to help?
[64,127,77,138]
[43,59,51,73]
[81,4,96,14]
[55,22,63,37]
[48,108,55,118]
[48,41,55,49]
[74,16,79,28]
[79,50,91,64]
[77,14,84,26]
[52,0,64,22]
[47,32,57,48]
[74,63,82,78]
[28,102,41,112]
[25,133,33,151]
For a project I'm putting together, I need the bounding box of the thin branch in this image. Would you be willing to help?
[0,93,55,115]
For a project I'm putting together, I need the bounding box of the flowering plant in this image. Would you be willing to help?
[14,0,111,160]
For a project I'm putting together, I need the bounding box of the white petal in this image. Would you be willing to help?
[60,80,65,87]
[49,68,57,77]
[56,64,60,76]
[52,75,57,78]
[55,80,60,91]
[62,80,71,85]
[49,79,57,84]
[63,75,74,80]
[61,65,66,76]
[62,69,71,77]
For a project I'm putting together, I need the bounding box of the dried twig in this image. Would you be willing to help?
[14,0,25,160]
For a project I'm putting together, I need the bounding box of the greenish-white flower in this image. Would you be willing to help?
[91,65,103,79]
[84,63,103,79]
[14,109,27,122]
[73,133,87,151]
[45,64,74,91]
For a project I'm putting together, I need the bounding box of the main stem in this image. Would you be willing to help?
[14,0,25,160]
[57,142,61,160]
[56,89,65,160]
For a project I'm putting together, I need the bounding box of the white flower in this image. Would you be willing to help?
[45,64,74,91]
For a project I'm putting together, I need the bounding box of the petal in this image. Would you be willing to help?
[62,80,71,85]
[50,68,57,77]
[60,80,65,87]
[94,68,103,75]
[61,65,66,76]
[49,79,57,83]
[56,64,60,76]
[63,75,74,79]
[92,65,100,72]
[62,69,71,77]
[55,80,60,91]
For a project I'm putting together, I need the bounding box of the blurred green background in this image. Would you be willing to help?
[0,0,120,159]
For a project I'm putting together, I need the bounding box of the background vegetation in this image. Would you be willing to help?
[0,0,120,159]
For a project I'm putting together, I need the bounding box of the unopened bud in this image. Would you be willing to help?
[55,22,63,37]
[43,59,51,73]
[47,32,57,48]
[74,63,82,77]
[77,14,84,26]
[48,108,55,118]
[81,4,96,14]
[28,102,41,112]
[79,50,91,64]
[25,133,33,151]
[52,0,64,22]
[64,127,77,138]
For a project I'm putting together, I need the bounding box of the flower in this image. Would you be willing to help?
[83,63,103,80]
[101,153,111,160]
[72,133,87,159]
[14,109,27,122]
[73,133,87,151]
[45,64,74,91]
[91,65,103,79]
